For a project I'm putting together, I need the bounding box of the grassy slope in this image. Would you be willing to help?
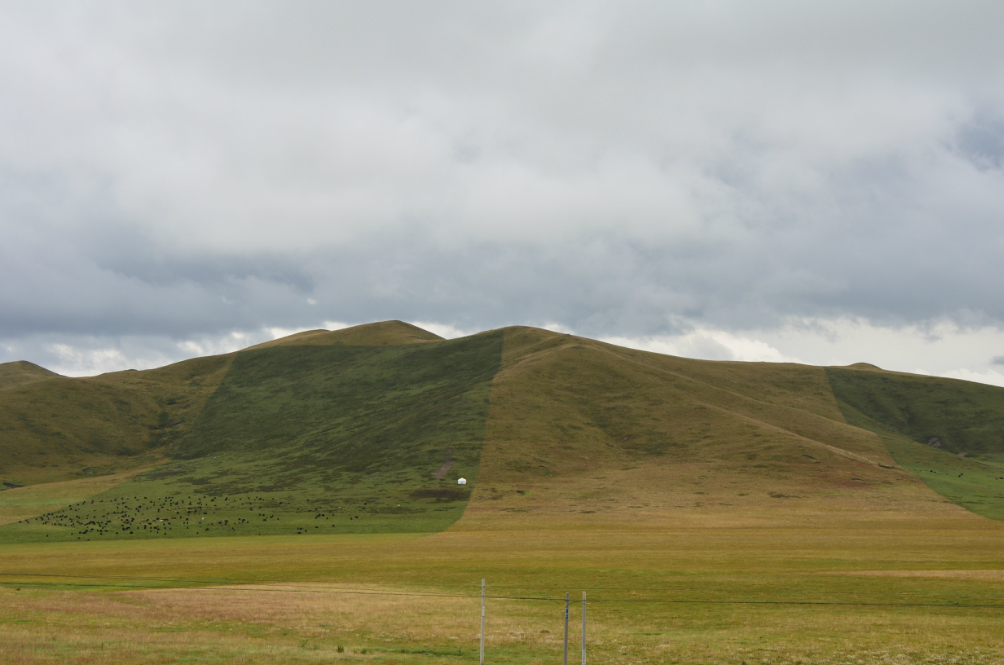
[828,366,1004,520]
[4,322,1004,544]
[0,327,503,543]
[0,354,233,487]
[0,471,149,526]
[247,320,444,349]
[0,321,440,491]
[0,361,59,390]
[461,327,950,530]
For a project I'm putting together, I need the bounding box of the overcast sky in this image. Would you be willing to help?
[2,1,1004,384]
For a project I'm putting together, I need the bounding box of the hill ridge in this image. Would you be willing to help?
[247,320,444,350]
[0,360,60,390]
[3,321,1004,543]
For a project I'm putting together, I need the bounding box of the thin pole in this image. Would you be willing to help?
[480,579,485,665]
[581,591,586,665]
[563,593,570,665]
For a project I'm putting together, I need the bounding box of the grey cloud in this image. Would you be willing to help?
[1,1,1004,361]
[958,117,1004,170]
[87,234,315,293]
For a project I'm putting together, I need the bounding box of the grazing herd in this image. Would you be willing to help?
[15,493,362,540]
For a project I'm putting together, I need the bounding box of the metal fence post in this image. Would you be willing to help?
[480,579,485,665]
[581,591,586,665]
[563,592,570,665]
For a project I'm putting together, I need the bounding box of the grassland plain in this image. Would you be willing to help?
[2,519,1004,664]
[3,323,1004,663]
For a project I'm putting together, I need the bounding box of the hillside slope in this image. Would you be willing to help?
[3,322,1004,543]
[828,366,1004,520]
[248,320,444,349]
[0,321,439,489]
[0,354,233,486]
[460,327,1004,529]
[461,327,937,530]
[0,361,59,390]
[0,323,502,542]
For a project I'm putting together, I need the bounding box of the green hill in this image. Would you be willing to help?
[3,321,1004,544]
[827,366,1004,519]
[0,354,233,487]
[0,361,59,390]
[247,320,444,348]
[0,322,502,542]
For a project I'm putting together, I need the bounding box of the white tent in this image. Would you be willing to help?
[457,477,467,485]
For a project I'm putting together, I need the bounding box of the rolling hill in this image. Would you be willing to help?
[2,320,1004,544]
[0,361,59,390]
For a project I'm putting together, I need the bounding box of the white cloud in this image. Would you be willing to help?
[47,343,132,376]
[264,326,315,340]
[942,368,1004,388]
[411,322,476,340]
[603,317,1004,387]
[602,329,789,363]
[12,327,299,376]
[177,331,260,359]
[540,321,576,335]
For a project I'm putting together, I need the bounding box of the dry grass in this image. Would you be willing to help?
[0,582,481,664]
[247,320,444,349]
[823,569,1004,580]
[463,327,947,531]
[3,521,1004,664]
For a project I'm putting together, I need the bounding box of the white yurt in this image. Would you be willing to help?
[457,477,467,485]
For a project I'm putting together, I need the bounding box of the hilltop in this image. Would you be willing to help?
[246,320,444,349]
[0,360,59,390]
[2,320,1004,543]
[462,328,1004,530]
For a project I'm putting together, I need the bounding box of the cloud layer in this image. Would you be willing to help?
[1,2,1004,378]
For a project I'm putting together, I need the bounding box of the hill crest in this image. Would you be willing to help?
[4,322,1004,543]
[0,360,60,390]
[248,320,444,349]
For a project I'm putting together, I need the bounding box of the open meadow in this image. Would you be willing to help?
[3,322,1004,663]
[3,506,1004,665]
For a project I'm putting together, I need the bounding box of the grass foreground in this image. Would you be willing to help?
[2,509,1004,665]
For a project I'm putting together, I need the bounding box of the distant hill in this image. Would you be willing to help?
[246,320,444,349]
[0,361,59,390]
[459,329,1004,530]
[0,353,233,486]
[3,320,1004,544]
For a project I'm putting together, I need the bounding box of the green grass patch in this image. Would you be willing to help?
[828,366,1004,519]
[826,367,1004,457]
[0,331,503,543]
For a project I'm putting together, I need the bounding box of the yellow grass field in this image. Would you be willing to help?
[3,503,1004,664]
